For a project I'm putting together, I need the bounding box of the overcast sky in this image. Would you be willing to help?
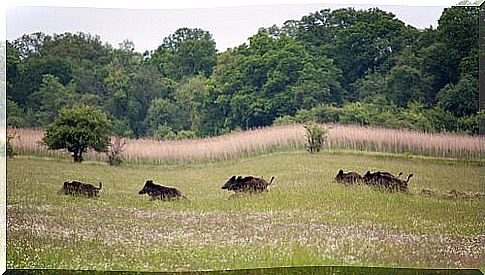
[6,1,456,53]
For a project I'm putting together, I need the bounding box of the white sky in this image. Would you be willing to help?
[4,0,460,9]
[5,0,463,52]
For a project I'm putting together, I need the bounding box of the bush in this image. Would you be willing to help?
[273,115,297,126]
[458,111,484,135]
[304,123,327,153]
[108,154,123,166]
[6,132,16,158]
[311,104,343,123]
[340,102,373,125]
[294,109,314,123]
[424,107,458,132]
[151,125,177,140]
[107,136,126,166]
[176,130,196,140]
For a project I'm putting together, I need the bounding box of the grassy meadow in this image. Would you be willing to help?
[6,150,484,271]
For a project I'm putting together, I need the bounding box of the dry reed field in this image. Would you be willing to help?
[8,124,484,163]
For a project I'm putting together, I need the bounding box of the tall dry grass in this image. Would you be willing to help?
[7,124,485,163]
[122,125,304,163]
[327,124,484,159]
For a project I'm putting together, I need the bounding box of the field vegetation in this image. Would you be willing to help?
[6,152,484,271]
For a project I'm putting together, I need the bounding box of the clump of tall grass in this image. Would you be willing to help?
[8,124,485,164]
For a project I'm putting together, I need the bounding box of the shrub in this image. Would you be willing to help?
[304,123,327,153]
[294,109,314,123]
[109,154,123,166]
[311,104,343,123]
[458,111,484,135]
[176,130,196,140]
[6,132,16,158]
[151,125,177,140]
[107,136,126,166]
[273,115,297,126]
[340,102,373,125]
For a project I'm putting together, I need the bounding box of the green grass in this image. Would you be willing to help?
[6,151,484,271]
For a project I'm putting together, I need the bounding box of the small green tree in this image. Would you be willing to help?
[43,105,111,162]
[304,123,327,153]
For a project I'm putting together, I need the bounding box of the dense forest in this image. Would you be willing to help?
[6,6,481,139]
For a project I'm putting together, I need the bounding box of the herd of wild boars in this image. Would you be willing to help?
[64,167,481,200]
[59,175,276,200]
[335,169,413,192]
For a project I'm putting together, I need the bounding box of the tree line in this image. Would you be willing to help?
[6,6,481,139]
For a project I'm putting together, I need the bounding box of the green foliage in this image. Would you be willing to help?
[145,98,189,136]
[40,32,111,64]
[174,75,207,130]
[79,93,103,107]
[340,102,374,125]
[150,124,177,141]
[400,102,434,132]
[279,100,464,134]
[419,42,456,98]
[6,41,21,86]
[304,123,327,153]
[436,75,478,117]
[205,29,341,131]
[6,99,26,128]
[34,74,76,126]
[12,32,47,59]
[352,71,386,101]
[419,106,458,133]
[438,6,478,62]
[9,57,73,109]
[273,115,297,126]
[42,105,111,162]
[457,111,484,135]
[150,28,217,80]
[111,118,134,138]
[385,65,425,107]
[176,130,196,140]
[308,104,343,124]
[320,8,416,90]
[459,48,478,79]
